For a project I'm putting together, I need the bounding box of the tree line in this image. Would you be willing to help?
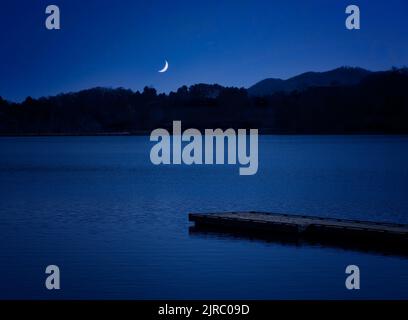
[0,68,407,135]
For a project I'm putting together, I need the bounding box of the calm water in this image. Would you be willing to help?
[0,135,408,299]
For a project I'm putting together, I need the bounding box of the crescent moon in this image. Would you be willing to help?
[158,60,169,73]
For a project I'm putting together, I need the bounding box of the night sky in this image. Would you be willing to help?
[0,0,407,101]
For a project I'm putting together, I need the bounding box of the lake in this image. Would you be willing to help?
[0,135,408,299]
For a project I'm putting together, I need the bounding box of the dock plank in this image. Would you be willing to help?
[189,211,408,238]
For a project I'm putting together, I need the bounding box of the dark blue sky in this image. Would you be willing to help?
[0,0,407,101]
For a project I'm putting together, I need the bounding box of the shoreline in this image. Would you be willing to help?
[1,131,408,137]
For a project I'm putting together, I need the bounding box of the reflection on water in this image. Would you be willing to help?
[1,135,408,299]
[189,225,408,259]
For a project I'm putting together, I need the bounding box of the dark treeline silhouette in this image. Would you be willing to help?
[0,67,407,135]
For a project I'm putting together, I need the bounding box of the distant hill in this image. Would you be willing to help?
[248,67,372,96]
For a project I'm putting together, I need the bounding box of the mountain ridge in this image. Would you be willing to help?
[248,66,373,96]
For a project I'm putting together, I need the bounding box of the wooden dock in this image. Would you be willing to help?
[189,212,408,255]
